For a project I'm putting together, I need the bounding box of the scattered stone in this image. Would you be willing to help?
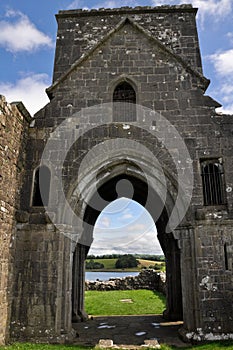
[98,324,116,329]
[143,339,160,348]
[151,323,160,328]
[98,339,114,348]
[96,337,161,349]
[135,332,147,336]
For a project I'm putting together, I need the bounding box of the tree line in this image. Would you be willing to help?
[87,254,165,261]
[86,254,139,269]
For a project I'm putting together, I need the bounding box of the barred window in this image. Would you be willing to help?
[113,81,136,122]
[32,166,51,206]
[200,159,225,206]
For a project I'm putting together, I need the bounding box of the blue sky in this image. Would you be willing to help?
[1,0,232,255]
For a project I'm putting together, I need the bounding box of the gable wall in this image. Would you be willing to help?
[35,21,225,211]
[53,6,202,82]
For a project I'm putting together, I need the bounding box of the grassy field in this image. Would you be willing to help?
[138,259,163,268]
[88,258,117,269]
[1,341,233,350]
[85,289,166,315]
[85,258,165,271]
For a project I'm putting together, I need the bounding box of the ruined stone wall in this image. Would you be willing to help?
[10,228,73,342]
[0,95,30,344]
[85,269,166,294]
[194,224,233,338]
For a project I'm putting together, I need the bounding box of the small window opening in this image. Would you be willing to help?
[32,166,51,206]
[200,159,225,206]
[113,81,136,122]
[224,243,229,271]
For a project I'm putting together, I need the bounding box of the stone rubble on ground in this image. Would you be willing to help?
[85,269,166,294]
[96,338,161,349]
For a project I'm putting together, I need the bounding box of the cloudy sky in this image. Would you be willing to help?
[1,0,232,254]
[90,198,163,255]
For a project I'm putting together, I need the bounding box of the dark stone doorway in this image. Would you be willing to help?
[72,173,183,323]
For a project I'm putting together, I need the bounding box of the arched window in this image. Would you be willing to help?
[113,81,136,122]
[32,166,51,207]
[200,159,225,206]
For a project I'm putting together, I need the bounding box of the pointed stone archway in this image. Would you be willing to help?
[71,167,183,323]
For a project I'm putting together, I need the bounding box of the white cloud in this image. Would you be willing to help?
[121,213,134,220]
[209,49,233,76]
[226,32,233,44]
[152,0,176,5]
[67,0,142,10]
[0,73,50,116]
[96,0,145,8]
[95,215,111,228]
[0,10,53,53]
[127,223,148,232]
[207,49,233,114]
[91,212,160,255]
[216,96,233,114]
[217,104,233,115]
[94,0,120,7]
[152,0,232,24]
[220,84,233,98]
[89,229,163,255]
[67,0,89,10]
[191,0,231,18]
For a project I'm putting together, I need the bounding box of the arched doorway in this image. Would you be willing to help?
[89,197,163,257]
[72,173,183,323]
[85,197,166,316]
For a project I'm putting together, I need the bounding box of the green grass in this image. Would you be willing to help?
[161,340,233,350]
[1,341,233,350]
[85,289,166,315]
[87,258,117,269]
[160,341,233,350]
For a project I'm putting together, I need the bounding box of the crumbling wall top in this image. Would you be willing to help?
[57,5,196,18]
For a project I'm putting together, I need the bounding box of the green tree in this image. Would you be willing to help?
[86,259,104,269]
[115,254,139,268]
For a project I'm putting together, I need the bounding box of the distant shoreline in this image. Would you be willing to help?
[85,258,165,273]
[86,268,139,272]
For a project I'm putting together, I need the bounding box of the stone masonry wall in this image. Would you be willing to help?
[85,269,166,294]
[11,5,233,342]
[0,95,30,344]
[53,5,202,82]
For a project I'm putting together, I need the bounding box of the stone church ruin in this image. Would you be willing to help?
[0,4,232,345]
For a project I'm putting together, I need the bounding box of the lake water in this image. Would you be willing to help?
[85,271,139,281]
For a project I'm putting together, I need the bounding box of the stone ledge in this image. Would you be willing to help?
[57,5,195,18]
